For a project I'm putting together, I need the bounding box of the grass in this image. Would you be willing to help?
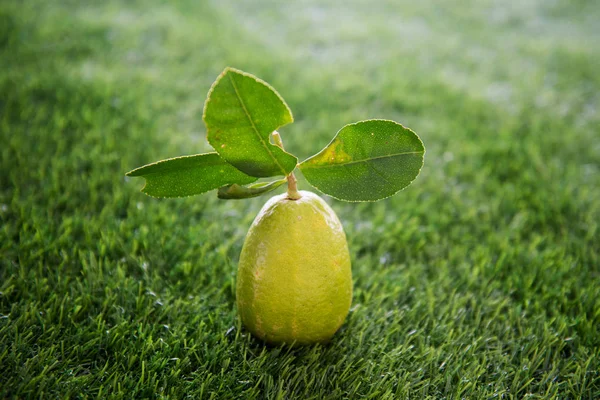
[1,0,599,398]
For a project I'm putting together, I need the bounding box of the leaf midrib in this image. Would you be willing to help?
[136,162,224,176]
[227,73,286,175]
[127,155,227,177]
[302,150,423,169]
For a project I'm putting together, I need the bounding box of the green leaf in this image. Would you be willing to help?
[299,119,425,202]
[203,67,297,178]
[126,153,257,198]
[217,178,287,200]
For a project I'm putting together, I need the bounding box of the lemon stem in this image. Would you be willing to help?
[272,131,301,200]
[286,172,301,200]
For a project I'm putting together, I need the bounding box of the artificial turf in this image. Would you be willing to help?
[1,0,599,398]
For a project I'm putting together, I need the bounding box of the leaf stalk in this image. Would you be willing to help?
[272,131,301,200]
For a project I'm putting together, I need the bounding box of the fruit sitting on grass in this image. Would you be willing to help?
[126,67,425,345]
[237,191,352,345]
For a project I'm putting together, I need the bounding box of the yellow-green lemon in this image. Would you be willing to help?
[237,190,352,345]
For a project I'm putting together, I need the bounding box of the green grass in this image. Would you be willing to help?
[1,0,599,398]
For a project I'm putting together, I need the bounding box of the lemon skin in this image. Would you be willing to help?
[237,190,352,345]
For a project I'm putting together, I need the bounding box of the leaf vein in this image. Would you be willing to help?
[303,151,423,169]
[227,73,286,175]
[368,163,394,186]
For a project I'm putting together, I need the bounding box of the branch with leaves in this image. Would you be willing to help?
[127,67,425,202]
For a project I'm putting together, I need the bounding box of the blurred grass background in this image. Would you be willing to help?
[1,0,599,398]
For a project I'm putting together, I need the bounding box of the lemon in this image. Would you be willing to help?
[237,190,352,345]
